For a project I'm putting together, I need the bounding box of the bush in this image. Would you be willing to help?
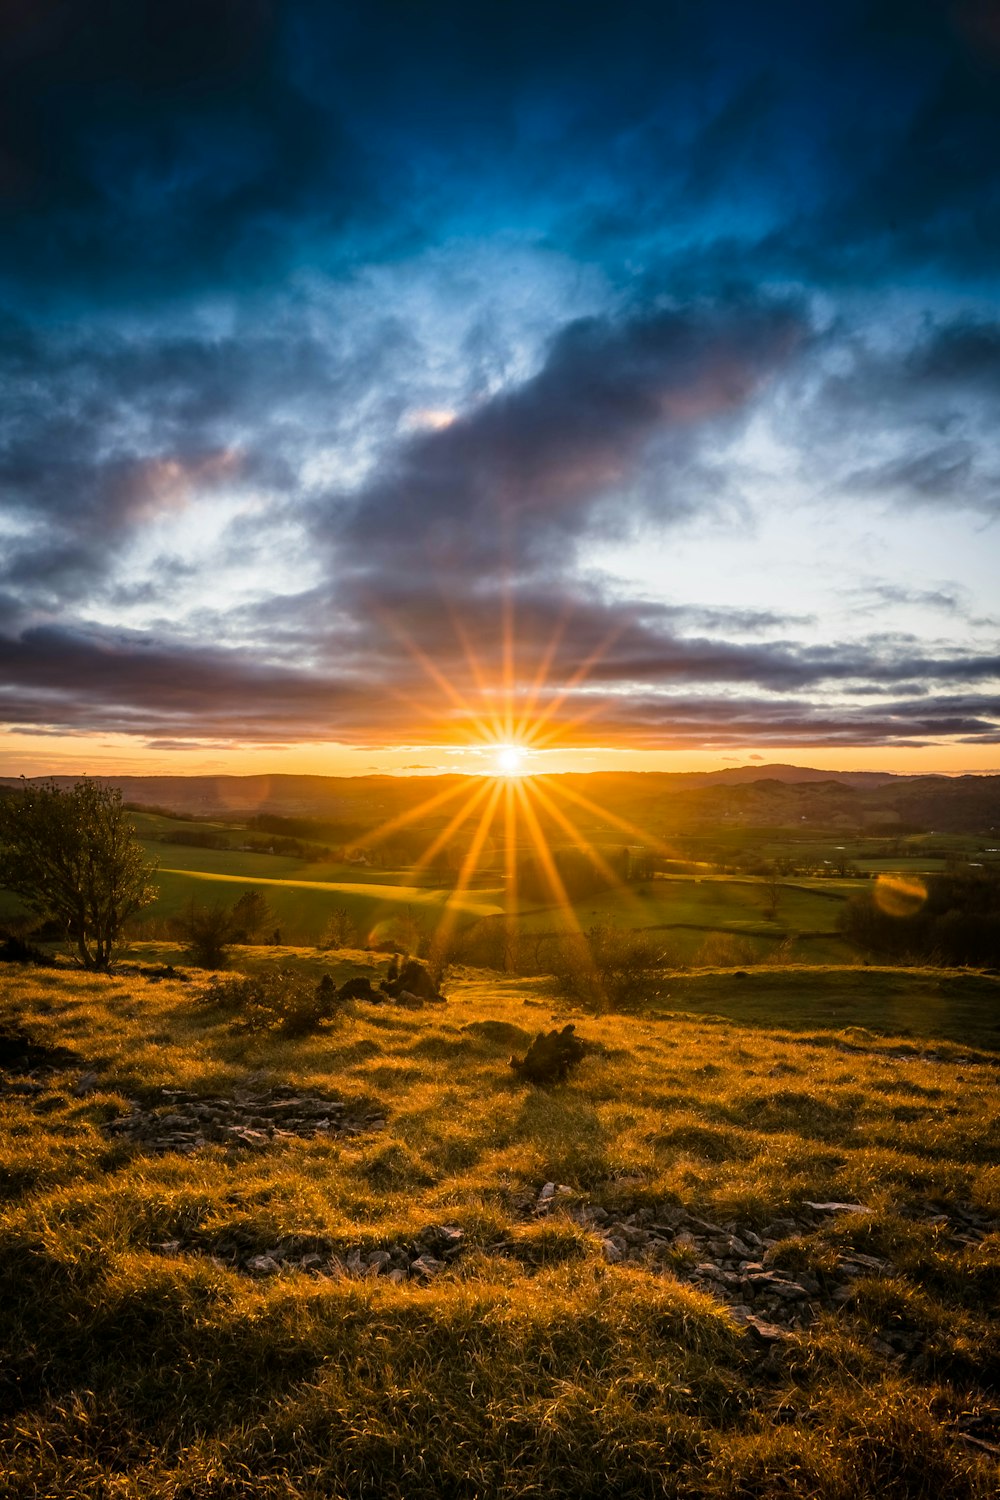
[445,916,520,972]
[200,969,343,1035]
[550,923,669,1010]
[320,906,358,950]
[176,900,236,967]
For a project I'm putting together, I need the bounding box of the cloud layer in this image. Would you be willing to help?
[1,1,999,763]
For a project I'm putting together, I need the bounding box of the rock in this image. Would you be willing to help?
[742,1315,792,1344]
[602,1240,625,1264]
[539,1182,556,1201]
[410,1254,445,1279]
[421,1224,465,1256]
[510,1025,587,1084]
[381,958,445,1004]
[72,1070,100,1097]
[803,1201,872,1215]
[335,976,381,1003]
[395,989,425,1008]
[761,1219,802,1239]
[247,1255,279,1276]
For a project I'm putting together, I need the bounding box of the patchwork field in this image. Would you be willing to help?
[2,950,999,1497]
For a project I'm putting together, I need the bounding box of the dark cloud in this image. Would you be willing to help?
[0,3,997,765]
[1,608,997,749]
[324,297,807,585]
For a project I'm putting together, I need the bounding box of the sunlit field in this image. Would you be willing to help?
[112,805,979,965]
[2,948,999,1498]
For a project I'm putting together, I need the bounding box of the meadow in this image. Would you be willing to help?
[116,808,886,964]
[1,946,999,1498]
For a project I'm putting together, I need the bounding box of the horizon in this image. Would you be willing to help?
[3,4,1000,781]
[4,758,999,787]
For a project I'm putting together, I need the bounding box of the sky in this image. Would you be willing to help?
[1,0,999,780]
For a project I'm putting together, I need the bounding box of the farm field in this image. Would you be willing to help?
[136,839,863,962]
[1,951,998,1498]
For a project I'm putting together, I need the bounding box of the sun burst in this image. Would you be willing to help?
[494,743,528,777]
[351,587,681,971]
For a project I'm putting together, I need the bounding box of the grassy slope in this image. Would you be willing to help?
[135,832,861,959]
[2,952,999,1498]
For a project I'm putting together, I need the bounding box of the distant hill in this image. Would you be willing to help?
[1,764,997,837]
[658,763,901,788]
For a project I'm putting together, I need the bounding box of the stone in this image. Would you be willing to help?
[72,1070,100,1097]
[509,1025,587,1084]
[247,1255,279,1276]
[410,1255,445,1278]
[742,1316,791,1343]
[803,1201,872,1215]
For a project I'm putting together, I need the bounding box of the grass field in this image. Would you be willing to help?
[2,949,999,1497]
[123,824,865,963]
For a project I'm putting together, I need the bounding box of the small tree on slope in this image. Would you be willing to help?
[0,779,157,969]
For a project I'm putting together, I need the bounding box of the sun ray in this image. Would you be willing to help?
[346,774,476,857]
[513,778,606,1001]
[429,777,505,962]
[538,774,677,860]
[409,775,495,877]
[514,780,588,942]
[527,775,649,921]
[513,602,572,743]
[444,604,507,744]
[504,776,519,922]
[522,617,632,746]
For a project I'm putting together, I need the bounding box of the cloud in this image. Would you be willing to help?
[322,296,807,589]
[0,3,998,767]
[1,606,997,751]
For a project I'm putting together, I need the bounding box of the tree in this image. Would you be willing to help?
[0,779,157,969]
[321,905,357,950]
[229,887,275,943]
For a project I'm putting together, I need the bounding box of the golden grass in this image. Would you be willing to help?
[1,949,998,1497]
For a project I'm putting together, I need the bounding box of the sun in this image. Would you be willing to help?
[494,743,528,777]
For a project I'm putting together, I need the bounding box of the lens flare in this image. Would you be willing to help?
[874,873,927,918]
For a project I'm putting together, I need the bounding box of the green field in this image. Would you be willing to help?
[2,951,999,1498]
[127,821,867,962]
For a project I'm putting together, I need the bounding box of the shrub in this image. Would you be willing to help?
[200,969,343,1035]
[550,922,669,1010]
[176,900,236,967]
[320,905,358,950]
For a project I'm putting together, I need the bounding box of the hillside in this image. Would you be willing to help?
[3,767,999,837]
[1,954,999,1498]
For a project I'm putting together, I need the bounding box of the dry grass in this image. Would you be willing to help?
[1,947,998,1497]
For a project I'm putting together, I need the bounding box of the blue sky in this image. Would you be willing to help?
[1,0,999,776]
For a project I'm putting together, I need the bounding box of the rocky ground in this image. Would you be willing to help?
[103,1085,387,1151]
[3,1023,996,1390]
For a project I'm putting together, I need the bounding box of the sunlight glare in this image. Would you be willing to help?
[495,743,527,777]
